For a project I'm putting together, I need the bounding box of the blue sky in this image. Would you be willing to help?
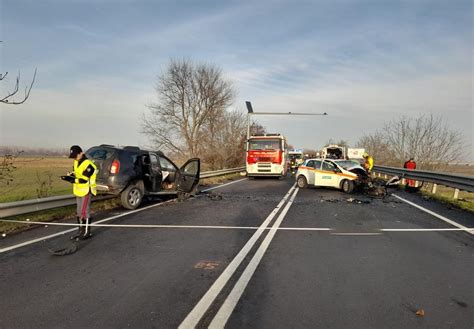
[0,0,472,158]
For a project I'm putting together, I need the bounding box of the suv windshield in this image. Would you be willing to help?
[248,139,282,150]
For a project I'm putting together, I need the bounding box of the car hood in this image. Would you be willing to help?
[346,165,368,177]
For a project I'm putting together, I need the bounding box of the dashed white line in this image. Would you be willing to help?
[178,184,297,329]
[392,194,473,235]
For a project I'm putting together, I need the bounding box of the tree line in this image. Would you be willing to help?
[142,59,264,170]
[356,114,465,170]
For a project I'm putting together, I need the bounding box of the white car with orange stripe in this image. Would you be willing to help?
[295,158,363,193]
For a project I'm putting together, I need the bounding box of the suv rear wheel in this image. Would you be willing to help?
[121,181,144,209]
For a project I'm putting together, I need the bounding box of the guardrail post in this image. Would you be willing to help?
[453,188,459,199]
[431,184,437,194]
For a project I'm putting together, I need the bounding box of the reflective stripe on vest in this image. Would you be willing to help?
[73,159,98,197]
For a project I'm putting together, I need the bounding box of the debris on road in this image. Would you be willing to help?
[415,309,425,317]
[48,241,78,256]
[346,198,371,204]
[207,192,223,201]
[319,198,340,203]
[194,261,221,270]
[47,236,92,256]
[451,298,468,308]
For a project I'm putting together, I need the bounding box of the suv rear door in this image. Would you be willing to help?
[86,146,116,181]
[177,158,200,193]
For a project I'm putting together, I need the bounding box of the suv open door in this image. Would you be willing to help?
[177,158,200,193]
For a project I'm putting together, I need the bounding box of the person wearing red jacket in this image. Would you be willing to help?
[403,158,417,187]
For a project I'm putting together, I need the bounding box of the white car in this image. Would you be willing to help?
[295,158,366,193]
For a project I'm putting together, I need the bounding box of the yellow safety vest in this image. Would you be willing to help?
[366,156,374,171]
[73,159,98,197]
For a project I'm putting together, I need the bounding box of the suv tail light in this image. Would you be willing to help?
[110,160,120,174]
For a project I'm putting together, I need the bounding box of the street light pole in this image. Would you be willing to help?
[245,101,328,139]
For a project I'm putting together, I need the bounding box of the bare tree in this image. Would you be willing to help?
[357,131,396,166]
[1,69,37,105]
[249,121,266,136]
[1,41,37,105]
[201,110,248,169]
[357,114,465,169]
[142,59,234,158]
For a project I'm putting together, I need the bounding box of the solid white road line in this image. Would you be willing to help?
[178,184,297,329]
[0,178,250,254]
[380,228,474,232]
[0,199,175,253]
[392,194,473,235]
[2,219,471,233]
[0,220,260,230]
[201,178,247,192]
[330,233,382,236]
[208,187,300,328]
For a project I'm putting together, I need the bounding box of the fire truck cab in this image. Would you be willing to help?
[246,134,287,177]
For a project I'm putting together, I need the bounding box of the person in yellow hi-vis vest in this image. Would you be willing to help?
[362,152,374,174]
[61,145,97,240]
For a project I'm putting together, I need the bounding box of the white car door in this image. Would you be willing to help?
[304,160,319,185]
[315,160,339,187]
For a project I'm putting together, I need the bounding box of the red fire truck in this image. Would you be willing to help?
[246,134,288,177]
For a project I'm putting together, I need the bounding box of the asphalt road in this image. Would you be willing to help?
[0,176,473,329]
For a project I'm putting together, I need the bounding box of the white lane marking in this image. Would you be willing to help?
[178,184,297,329]
[331,233,382,236]
[2,219,471,233]
[201,178,247,192]
[209,187,300,328]
[0,199,176,253]
[381,228,474,232]
[0,178,250,254]
[392,194,473,235]
[0,220,259,229]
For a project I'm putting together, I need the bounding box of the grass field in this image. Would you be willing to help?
[0,156,72,203]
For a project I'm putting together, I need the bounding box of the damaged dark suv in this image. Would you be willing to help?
[86,145,200,209]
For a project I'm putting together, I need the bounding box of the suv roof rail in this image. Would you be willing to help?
[123,146,141,151]
[99,144,115,147]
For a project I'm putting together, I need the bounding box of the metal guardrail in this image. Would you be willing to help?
[0,167,246,219]
[200,167,245,179]
[373,165,474,192]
